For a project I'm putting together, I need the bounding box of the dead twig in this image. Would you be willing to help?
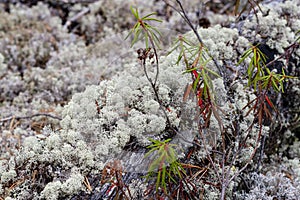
[63,7,90,30]
[83,176,93,192]
[0,113,62,123]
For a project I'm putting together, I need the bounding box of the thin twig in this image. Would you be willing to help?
[265,42,299,68]
[0,113,62,122]
[63,7,90,30]
[199,128,222,184]
[256,132,266,172]
[140,22,172,127]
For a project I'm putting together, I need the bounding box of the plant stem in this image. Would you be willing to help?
[164,0,224,78]
[140,21,172,127]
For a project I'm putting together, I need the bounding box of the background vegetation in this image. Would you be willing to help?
[0,0,299,199]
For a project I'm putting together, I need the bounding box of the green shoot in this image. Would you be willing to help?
[168,36,222,131]
[125,6,173,127]
[238,43,295,136]
[238,43,267,90]
[125,6,162,49]
[125,6,163,90]
[258,67,295,93]
[167,35,196,65]
[144,138,185,192]
[169,35,220,98]
[238,43,295,94]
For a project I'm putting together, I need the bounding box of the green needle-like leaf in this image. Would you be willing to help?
[130,6,139,19]
[142,12,158,19]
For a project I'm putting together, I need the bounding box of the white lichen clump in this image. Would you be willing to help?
[60,50,193,150]
[235,158,300,200]
[242,0,300,54]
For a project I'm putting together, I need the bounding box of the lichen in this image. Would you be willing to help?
[0,0,299,199]
[1,170,17,184]
[241,0,300,54]
[235,157,300,200]
[40,181,62,200]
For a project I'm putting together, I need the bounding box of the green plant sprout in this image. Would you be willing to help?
[238,43,267,90]
[125,6,163,106]
[125,7,186,195]
[258,67,294,93]
[183,51,219,92]
[238,43,295,135]
[167,35,197,66]
[168,34,223,134]
[125,6,173,127]
[169,35,220,90]
[144,138,185,193]
[238,43,295,94]
[125,6,162,49]
[125,6,162,84]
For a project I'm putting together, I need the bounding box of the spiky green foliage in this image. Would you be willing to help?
[238,43,268,90]
[125,7,185,194]
[168,34,223,132]
[169,35,220,92]
[238,43,295,94]
[125,6,162,49]
[258,67,294,93]
[238,43,295,132]
[144,138,185,192]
